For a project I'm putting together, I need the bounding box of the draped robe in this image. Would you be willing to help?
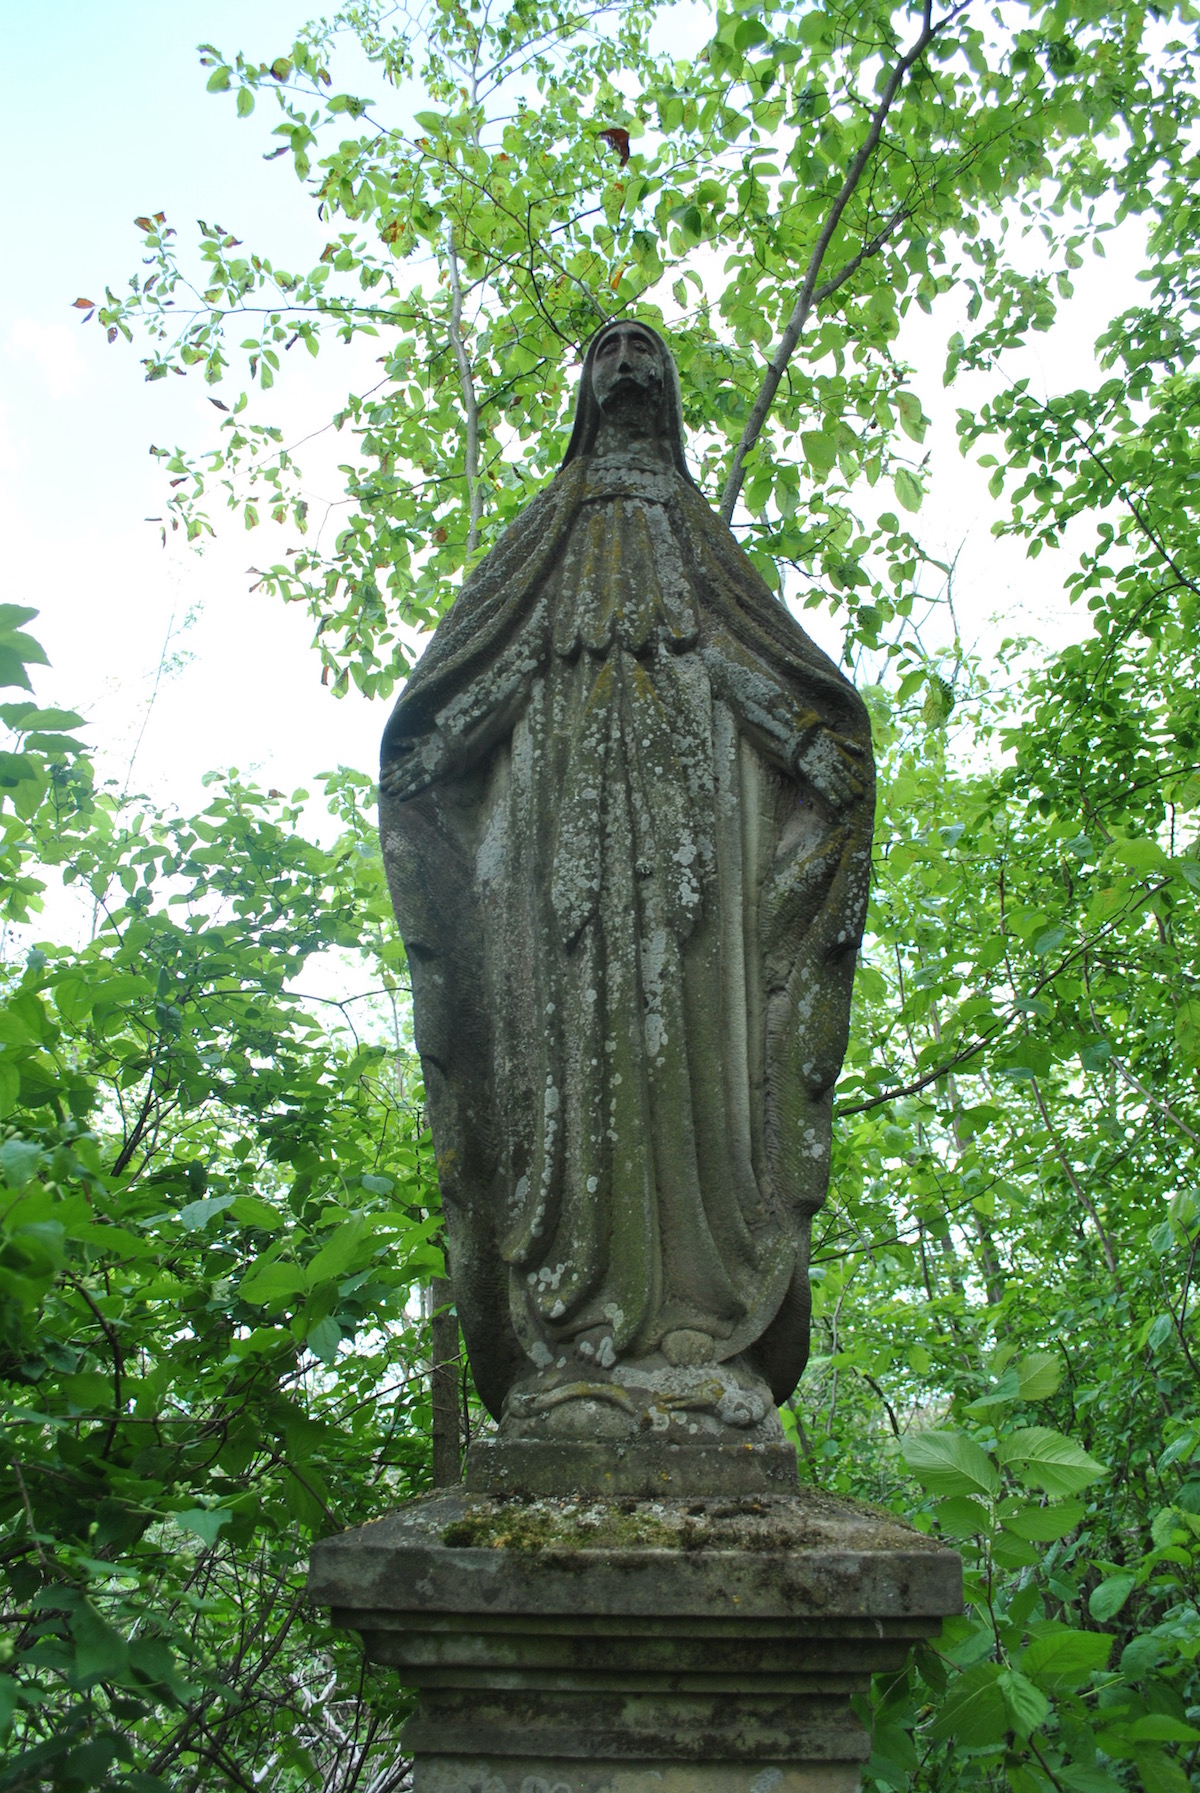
[380,416,873,1423]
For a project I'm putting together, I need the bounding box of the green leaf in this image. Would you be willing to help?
[52,976,95,1023]
[897,390,927,443]
[1001,1498,1086,1540]
[175,1507,233,1546]
[968,1367,1021,1411]
[0,749,38,788]
[1126,1715,1200,1743]
[179,1195,236,1230]
[89,973,154,1014]
[0,1138,43,1188]
[1088,1573,1136,1621]
[802,431,838,475]
[206,65,233,92]
[1121,1634,1168,1680]
[230,1195,285,1230]
[903,1431,999,1499]
[129,1636,193,1704]
[893,466,923,512]
[360,1173,395,1195]
[307,1213,371,1285]
[236,86,255,117]
[1131,1749,1191,1793]
[1016,1352,1062,1400]
[306,1315,341,1364]
[239,1261,307,1304]
[1059,1769,1125,1793]
[1112,836,1167,872]
[61,1370,113,1408]
[70,1603,129,1682]
[0,629,48,668]
[0,648,33,692]
[928,1661,1008,1746]
[993,1528,1042,1569]
[0,1674,16,1742]
[998,1427,1107,1496]
[734,16,769,49]
[866,1718,917,1785]
[0,605,39,631]
[934,1495,993,1537]
[998,1667,1050,1737]
[1021,1627,1113,1691]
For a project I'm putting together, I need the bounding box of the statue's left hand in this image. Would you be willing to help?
[379,732,448,802]
[794,728,868,812]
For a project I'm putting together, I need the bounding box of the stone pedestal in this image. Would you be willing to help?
[308,1485,961,1793]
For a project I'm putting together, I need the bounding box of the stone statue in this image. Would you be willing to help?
[379,320,874,1477]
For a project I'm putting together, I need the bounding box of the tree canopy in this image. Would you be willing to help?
[4,0,1200,1788]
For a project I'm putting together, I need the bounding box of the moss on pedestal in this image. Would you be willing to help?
[435,1486,941,1557]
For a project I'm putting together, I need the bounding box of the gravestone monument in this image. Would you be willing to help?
[308,322,960,1792]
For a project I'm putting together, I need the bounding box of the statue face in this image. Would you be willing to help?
[590,324,664,423]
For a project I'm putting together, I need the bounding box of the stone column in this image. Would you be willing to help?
[308,1483,961,1793]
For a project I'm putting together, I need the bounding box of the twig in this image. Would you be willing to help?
[9,1458,51,1568]
[445,227,482,554]
[859,1372,901,1438]
[838,879,1170,1116]
[1028,1074,1122,1289]
[64,1274,125,1455]
[1165,1233,1200,1385]
[1106,1050,1200,1146]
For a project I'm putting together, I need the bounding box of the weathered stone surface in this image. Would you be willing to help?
[308,1487,961,1790]
[378,321,875,1455]
[465,1434,801,1499]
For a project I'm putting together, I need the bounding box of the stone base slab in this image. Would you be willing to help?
[413,1758,862,1792]
[308,1486,961,1791]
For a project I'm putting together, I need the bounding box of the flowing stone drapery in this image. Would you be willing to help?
[379,324,874,1451]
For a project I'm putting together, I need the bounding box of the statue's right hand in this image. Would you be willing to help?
[794,728,868,812]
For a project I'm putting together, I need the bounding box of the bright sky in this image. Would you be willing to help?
[3,0,1147,836]
[3,0,385,818]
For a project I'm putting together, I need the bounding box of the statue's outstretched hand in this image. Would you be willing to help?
[794,728,868,812]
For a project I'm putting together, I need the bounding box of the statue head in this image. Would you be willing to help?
[561,319,694,483]
[590,320,665,421]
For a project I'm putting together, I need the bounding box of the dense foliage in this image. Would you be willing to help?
[0,615,441,1788]
[6,0,1200,1786]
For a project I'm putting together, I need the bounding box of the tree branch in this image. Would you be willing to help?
[719,0,970,523]
[811,197,919,309]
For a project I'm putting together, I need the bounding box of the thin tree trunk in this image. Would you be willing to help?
[445,229,482,555]
[429,1275,464,1486]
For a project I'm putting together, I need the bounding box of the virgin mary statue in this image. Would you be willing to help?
[380,321,874,1466]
